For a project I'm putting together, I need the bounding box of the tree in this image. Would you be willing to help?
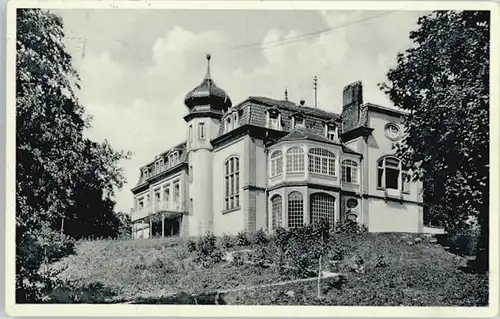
[380,11,489,272]
[16,9,128,301]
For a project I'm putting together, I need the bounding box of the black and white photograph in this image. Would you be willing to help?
[4,1,499,317]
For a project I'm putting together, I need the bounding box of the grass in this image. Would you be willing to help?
[49,232,488,306]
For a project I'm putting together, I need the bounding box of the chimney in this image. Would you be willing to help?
[341,81,363,133]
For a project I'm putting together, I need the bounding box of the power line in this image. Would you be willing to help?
[228,11,395,53]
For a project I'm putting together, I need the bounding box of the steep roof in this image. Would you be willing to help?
[274,128,362,156]
[219,96,340,136]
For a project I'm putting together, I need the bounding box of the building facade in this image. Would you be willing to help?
[130,54,424,239]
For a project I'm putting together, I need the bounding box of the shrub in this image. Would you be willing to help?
[272,227,291,252]
[251,229,269,245]
[333,220,367,234]
[186,239,197,252]
[220,234,235,249]
[195,232,223,267]
[236,230,250,246]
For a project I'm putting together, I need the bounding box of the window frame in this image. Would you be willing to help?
[224,156,240,211]
[271,195,283,229]
[385,123,401,140]
[341,159,359,184]
[377,156,409,192]
[269,150,283,178]
[199,122,206,140]
[308,148,336,176]
[310,192,335,227]
[286,147,305,173]
[287,191,304,228]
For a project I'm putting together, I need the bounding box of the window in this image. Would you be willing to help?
[267,111,281,130]
[199,123,206,139]
[341,159,359,183]
[271,195,282,229]
[189,165,193,183]
[310,193,335,227]
[138,198,144,209]
[377,157,408,191]
[155,159,163,174]
[232,113,239,129]
[385,123,400,140]
[326,124,337,141]
[163,186,170,205]
[288,191,304,228]
[146,194,150,205]
[188,125,193,142]
[346,198,359,209]
[308,148,335,176]
[293,117,305,128]
[225,118,231,133]
[224,156,240,210]
[346,213,358,222]
[402,172,410,193]
[286,147,305,173]
[270,150,283,177]
[173,182,180,204]
[154,189,161,203]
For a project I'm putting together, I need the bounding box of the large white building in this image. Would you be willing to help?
[130,54,424,239]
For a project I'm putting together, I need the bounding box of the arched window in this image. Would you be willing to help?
[308,148,335,176]
[341,159,359,183]
[270,150,283,177]
[224,156,240,210]
[287,191,303,228]
[286,147,305,173]
[310,193,335,227]
[271,195,282,229]
[377,157,408,191]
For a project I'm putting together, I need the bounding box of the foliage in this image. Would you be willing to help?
[16,9,129,301]
[333,220,368,234]
[380,10,490,271]
[250,229,269,245]
[235,230,250,246]
[219,234,235,249]
[194,233,223,267]
[186,239,197,252]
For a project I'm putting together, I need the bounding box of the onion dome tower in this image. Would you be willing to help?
[184,53,232,119]
[183,54,230,237]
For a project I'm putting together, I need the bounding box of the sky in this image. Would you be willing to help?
[52,9,428,213]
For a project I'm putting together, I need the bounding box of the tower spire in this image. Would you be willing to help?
[313,76,318,108]
[204,53,212,80]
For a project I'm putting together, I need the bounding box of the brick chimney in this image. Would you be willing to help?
[341,81,363,133]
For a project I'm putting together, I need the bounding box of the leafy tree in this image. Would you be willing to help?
[16,8,128,301]
[380,11,489,272]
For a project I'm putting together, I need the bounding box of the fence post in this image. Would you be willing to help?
[317,255,322,298]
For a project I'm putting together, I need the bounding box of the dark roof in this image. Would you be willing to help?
[273,128,362,156]
[218,96,340,136]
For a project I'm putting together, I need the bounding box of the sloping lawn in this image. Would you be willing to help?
[50,233,488,305]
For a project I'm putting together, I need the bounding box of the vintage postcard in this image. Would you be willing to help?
[4,0,499,317]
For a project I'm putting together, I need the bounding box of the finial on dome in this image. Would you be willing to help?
[300,98,305,106]
[284,88,288,101]
[204,53,212,80]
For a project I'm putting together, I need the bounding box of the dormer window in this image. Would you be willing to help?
[266,108,281,130]
[225,117,232,133]
[232,113,239,129]
[291,112,306,129]
[325,124,337,141]
[155,158,164,173]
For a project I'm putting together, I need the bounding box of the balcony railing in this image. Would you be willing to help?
[131,200,186,222]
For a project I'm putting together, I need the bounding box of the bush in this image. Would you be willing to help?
[186,239,197,252]
[272,227,291,252]
[220,234,235,249]
[236,230,250,246]
[251,229,269,245]
[333,220,368,234]
[195,232,223,267]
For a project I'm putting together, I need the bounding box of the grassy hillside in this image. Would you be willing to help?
[49,232,488,306]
